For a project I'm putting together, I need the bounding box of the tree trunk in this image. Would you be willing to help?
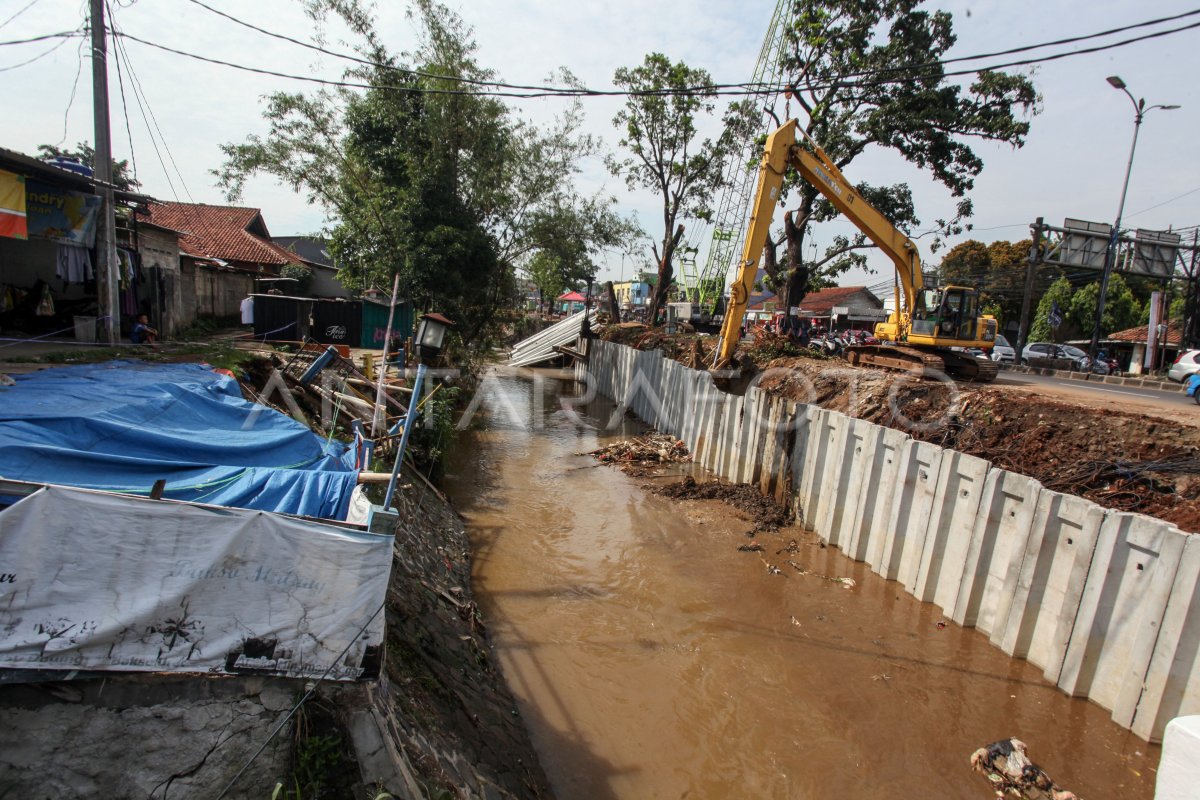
[783,210,810,336]
[605,280,620,322]
[647,224,685,326]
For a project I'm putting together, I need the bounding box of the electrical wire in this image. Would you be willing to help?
[0,26,71,71]
[109,12,1200,100]
[0,30,80,46]
[55,31,86,146]
[107,2,139,189]
[0,0,47,31]
[107,10,192,200]
[1127,187,1200,219]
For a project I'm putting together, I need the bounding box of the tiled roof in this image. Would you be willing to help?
[797,286,882,315]
[1107,319,1183,345]
[139,202,300,268]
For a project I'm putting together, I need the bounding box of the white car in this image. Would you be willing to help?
[990,334,1016,364]
[1168,349,1200,382]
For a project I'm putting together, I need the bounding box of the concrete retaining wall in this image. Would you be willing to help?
[577,338,1200,742]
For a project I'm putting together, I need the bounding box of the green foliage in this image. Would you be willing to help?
[939,238,1031,327]
[607,53,753,322]
[1068,274,1143,337]
[281,263,314,295]
[776,0,1039,290]
[217,0,635,352]
[36,141,141,192]
[410,383,462,480]
[525,250,568,309]
[1029,277,1073,342]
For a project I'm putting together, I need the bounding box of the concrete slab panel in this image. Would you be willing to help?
[950,469,1042,635]
[912,451,991,612]
[814,416,872,551]
[1056,512,1186,724]
[877,439,943,584]
[796,408,837,531]
[997,490,1104,682]
[847,425,908,568]
[1133,535,1200,741]
[1155,716,1200,799]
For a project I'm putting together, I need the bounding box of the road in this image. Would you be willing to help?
[992,368,1198,424]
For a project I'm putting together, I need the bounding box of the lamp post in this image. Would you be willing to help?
[1087,76,1180,361]
[383,312,454,509]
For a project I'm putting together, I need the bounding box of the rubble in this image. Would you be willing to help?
[971,738,1078,800]
[582,432,692,466]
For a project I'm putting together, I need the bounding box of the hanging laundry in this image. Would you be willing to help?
[240,295,254,324]
[55,244,94,284]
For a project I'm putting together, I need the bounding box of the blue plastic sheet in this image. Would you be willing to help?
[0,361,359,519]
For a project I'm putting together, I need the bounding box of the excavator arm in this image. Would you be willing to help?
[714,119,925,369]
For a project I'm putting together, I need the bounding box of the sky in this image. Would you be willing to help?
[4,0,1200,294]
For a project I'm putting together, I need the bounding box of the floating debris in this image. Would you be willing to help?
[738,542,765,552]
[970,738,1078,800]
[786,560,856,588]
[583,432,691,465]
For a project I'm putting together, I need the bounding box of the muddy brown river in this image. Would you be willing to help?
[443,368,1159,799]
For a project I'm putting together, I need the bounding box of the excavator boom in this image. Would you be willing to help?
[714,119,997,382]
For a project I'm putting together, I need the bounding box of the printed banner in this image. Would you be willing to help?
[0,169,27,240]
[0,485,392,680]
[25,180,101,247]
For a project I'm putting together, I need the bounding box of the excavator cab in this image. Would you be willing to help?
[909,286,980,344]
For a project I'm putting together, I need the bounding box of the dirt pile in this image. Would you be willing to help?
[648,475,792,533]
[757,355,1200,532]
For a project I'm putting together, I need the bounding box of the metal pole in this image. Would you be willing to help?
[1088,106,1143,361]
[90,0,119,343]
[1016,217,1043,358]
[370,272,400,437]
[382,362,425,510]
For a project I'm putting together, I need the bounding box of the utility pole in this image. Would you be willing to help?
[90,0,119,343]
[1016,217,1043,358]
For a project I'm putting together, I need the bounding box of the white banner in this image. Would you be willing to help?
[0,485,392,680]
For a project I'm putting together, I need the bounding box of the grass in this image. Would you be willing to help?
[2,341,254,371]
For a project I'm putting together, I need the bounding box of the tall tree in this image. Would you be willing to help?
[775,0,1038,327]
[939,238,1031,329]
[1029,277,1074,343]
[216,0,635,348]
[608,54,752,325]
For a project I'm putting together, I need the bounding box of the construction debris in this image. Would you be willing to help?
[970,738,1078,800]
[507,311,597,367]
[582,432,691,465]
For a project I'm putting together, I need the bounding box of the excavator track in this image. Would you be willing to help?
[843,345,999,383]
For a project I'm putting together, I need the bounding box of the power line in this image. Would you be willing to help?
[1127,187,1200,219]
[0,25,72,71]
[55,30,86,147]
[108,9,192,200]
[0,0,47,31]
[107,2,137,189]
[0,30,80,46]
[111,14,1200,101]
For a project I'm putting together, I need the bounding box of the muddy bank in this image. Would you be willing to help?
[382,465,554,798]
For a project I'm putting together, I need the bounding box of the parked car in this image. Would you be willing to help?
[1021,342,1092,372]
[1169,349,1200,383]
[990,334,1016,364]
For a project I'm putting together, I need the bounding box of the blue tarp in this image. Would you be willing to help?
[0,361,359,519]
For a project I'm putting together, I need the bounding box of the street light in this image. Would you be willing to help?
[1087,76,1180,361]
[384,312,455,509]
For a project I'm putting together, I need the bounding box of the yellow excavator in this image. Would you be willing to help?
[714,119,999,382]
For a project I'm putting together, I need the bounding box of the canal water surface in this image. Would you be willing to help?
[442,368,1158,799]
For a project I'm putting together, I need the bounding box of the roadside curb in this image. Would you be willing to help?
[996,362,1186,393]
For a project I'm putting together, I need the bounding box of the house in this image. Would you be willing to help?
[272,235,351,298]
[611,280,651,309]
[1101,319,1184,375]
[0,146,159,341]
[795,286,886,331]
[138,202,303,320]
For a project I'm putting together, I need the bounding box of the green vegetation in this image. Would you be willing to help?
[217,0,636,353]
[607,53,752,324]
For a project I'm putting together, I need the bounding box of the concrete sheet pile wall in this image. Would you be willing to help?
[579,338,1200,741]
